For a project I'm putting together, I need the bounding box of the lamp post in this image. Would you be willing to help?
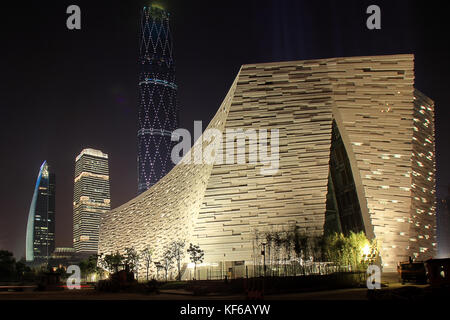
[261,242,266,278]
[261,242,267,297]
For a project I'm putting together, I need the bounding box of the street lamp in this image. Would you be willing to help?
[362,244,371,257]
[261,242,266,278]
[362,244,371,263]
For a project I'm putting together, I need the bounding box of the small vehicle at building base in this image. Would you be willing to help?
[397,259,427,285]
[425,258,450,288]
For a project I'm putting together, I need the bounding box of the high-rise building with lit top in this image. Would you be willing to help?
[26,161,55,263]
[137,3,179,194]
[73,149,110,253]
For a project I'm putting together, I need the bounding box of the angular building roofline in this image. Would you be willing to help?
[241,53,414,68]
[75,148,108,162]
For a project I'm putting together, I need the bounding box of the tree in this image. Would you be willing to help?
[0,251,33,281]
[187,243,204,280]
[141,246,153,281]
[100,251,124,274]
[323,233,346,270]
[124,247,140,278]
[162,247,174,281]
[323,232,376,272]
[252,229,260,276]
[264,232,273,273]
[170,240,186,281]
[79,254,100,281]
[0,250,16,281]
[292,227,305,273]
[273,231,283,275]
[308,236,322,262]
[15,258,31,280]
[283,231,293,275]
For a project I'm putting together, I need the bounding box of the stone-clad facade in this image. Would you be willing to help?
[99,54,436,275]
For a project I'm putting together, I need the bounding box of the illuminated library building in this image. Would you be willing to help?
[99,54,436,275]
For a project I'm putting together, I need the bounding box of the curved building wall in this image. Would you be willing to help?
[99,54,436,274]
[99,76,239,270]
[193,59,335,264]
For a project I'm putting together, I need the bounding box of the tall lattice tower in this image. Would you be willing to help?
[137,3,178,194]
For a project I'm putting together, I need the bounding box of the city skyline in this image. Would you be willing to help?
[1,0,449,259]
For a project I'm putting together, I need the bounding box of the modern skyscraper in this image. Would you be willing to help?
[26,161,55,263]
[137,3,179,194]
[73,149,110,253]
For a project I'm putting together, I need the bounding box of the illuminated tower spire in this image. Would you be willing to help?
[137,3,178,194]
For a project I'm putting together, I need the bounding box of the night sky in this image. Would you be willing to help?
[1,0,449,259]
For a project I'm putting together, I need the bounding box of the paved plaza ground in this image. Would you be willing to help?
[0,273,433,301]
